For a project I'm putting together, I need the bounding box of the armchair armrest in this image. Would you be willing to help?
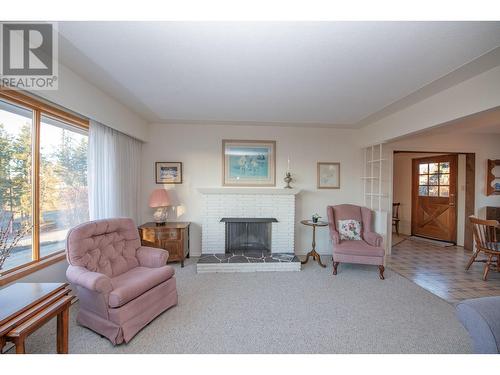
[363,232,383,247]
[66,265,112,293]
[330,229,340,244]
[327,206,340,244]
[136,246,169,268]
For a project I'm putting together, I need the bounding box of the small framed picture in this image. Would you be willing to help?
[155,162,182,184]
[317,162,340,189]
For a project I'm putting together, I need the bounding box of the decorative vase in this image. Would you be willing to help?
[153,207,168,225]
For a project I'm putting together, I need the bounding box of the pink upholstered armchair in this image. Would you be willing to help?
[327,204,385,279]
[65,218,178,344]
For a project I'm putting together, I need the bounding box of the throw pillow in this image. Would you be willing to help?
[337,219,362,241]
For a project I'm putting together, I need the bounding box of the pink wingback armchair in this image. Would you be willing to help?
[327,204,385,279]
[66,218,178,344]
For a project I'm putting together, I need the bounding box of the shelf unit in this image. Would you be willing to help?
[487,159,500,196]
[362,144,390,253]
[363,144,386,211]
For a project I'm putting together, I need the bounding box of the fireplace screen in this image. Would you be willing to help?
[221,218,277,253]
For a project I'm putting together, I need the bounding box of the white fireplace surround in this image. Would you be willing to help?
[199,188,300,254]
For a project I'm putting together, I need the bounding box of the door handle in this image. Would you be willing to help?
[449,193,455,207]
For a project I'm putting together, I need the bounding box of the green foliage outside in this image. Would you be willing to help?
[0,121,88,230]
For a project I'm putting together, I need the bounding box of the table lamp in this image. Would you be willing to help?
[149,188,171,225]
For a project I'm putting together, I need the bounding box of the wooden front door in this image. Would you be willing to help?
[412,155,458,243]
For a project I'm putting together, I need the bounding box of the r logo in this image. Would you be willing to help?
[1,23,53,76]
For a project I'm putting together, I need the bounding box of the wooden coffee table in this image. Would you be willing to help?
[0,282,73,354]
[300,220,329,268]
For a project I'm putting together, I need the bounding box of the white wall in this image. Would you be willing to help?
[141,123,364,256]
[31,63,150,142]
[358,65,500,147]
[392,152,466,246]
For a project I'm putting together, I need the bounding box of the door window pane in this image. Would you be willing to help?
[439,162,450,173]
[439,173,449,185]
[429,186,439,196]
[419,186,428,196]
[419,175,428,185]
[439,186,449,197]
[0,100,33,271]
[429,163,439,174]
[429,174,439,185]
[419,163,428,174]
[39,116,88,257]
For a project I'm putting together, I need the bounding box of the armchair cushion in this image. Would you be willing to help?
[109,266,175,308]
[136,246,169,268]
[363,232,383,247]
[66,265,113,294]
[334,240,385,257]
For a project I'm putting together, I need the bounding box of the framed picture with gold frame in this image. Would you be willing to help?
[317,162,340,189]
[222,140,276,187]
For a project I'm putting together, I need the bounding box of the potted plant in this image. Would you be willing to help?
[0,212,31,271]
[311,213,321,223]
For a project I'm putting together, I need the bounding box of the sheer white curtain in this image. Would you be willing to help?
[88,120,142,222]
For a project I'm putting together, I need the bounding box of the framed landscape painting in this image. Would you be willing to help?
[222,140,276,186]
[156,162,182,184]
[317,162,340,189]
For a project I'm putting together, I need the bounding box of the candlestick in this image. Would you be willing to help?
[283,172,293,189]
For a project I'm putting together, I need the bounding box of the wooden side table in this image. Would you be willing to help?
[138,222,190,267]
[0,283,73,354]
[300,220,329,268]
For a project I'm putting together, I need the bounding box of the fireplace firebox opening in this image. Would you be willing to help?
[220,218,277,253]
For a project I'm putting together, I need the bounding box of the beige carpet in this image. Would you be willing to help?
[7,257,471,354]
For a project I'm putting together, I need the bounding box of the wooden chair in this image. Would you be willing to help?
[392,203,401,236]
[466,216,500,281]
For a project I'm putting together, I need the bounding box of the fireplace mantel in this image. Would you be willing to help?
[198,187,301,195]
[220,218,278,223]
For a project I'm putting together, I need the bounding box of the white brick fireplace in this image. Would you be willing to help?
[198,188,300,254]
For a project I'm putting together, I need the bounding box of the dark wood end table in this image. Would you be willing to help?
[138,222,191,267]
[300,220,329,268]
[0,282,73,354]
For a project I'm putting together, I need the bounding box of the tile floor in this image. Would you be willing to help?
[388,236,500,304]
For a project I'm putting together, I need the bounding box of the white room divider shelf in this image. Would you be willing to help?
[362,144,389,254]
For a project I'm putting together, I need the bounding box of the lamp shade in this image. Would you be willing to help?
[149,189,171,208]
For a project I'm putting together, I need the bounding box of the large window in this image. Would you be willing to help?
[0,91,89,276]
[0,101,33,271]
[40,116,89,258]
